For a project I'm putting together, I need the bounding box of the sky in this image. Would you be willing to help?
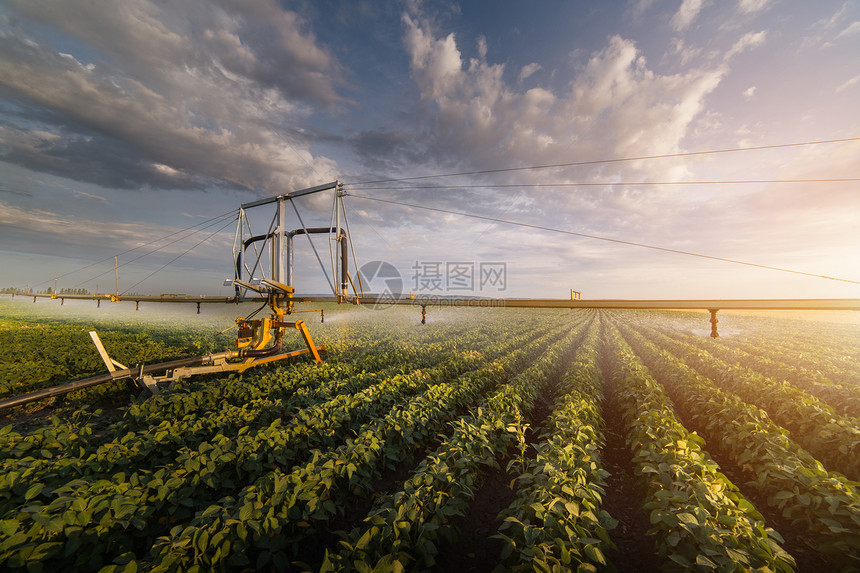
[1,0,859,301]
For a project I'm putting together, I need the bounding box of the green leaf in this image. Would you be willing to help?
[695,554,718,569]
[25,483,45,501]
[583,544,606,565]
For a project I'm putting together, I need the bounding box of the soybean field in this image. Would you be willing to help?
[0,301,859,572]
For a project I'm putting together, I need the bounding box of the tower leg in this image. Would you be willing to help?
[295,320,323,363]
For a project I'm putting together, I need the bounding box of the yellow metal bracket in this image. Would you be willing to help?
[234,285,325,369]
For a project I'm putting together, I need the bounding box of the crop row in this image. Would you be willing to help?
[0,308,570,461]
[118,312,497,424]
[624,318,860,481]
[642,318,860,420]
[602,319,795,572]
[725,334,860,388]
[0,348,470,516]
[706,311,860,367]
[496,317,618,571]
[704,334,860,419]
[613,317,860,564]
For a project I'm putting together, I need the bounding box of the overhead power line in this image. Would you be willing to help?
[345,136,860,186]
[347,178,860,191]
[38,209,238,288]
[69,211,238,290]
[121,216,237,295]
[346,193,860,285]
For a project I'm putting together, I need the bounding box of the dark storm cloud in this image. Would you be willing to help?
[0,0,341,194]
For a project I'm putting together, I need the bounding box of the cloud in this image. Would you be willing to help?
[837,74,860,93]
[836,21,860,40]
[348,128,430,175]
[72,190,109,203]
[398,13,729,187]
[402,13,465,100]
[629,0,658,21]
[742,86,757,99]
[517,63,542,84]
[476,35,488,59]
[366,12,758,292]
[671,0,705,33]
[0,183,33,198]
[737,0,772,15]
[0,200,153,249]
[0,0,342,194]
[724,30,767,60]
[667,38,702,65]
[801,3,852,49]
[347,9,859,299]
[0,199,232,264]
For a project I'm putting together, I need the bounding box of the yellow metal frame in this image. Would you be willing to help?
[233,280,324,368]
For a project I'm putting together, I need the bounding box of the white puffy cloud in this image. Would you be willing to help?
[403,13,465,101]
[400,13,729,186]
[386,13,753,288]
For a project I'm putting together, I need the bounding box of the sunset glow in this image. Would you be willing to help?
[1,1,858,299]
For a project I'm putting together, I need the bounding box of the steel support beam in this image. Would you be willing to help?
[9,293,860,312]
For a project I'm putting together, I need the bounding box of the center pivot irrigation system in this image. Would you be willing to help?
[3,180,860,411]
[1,182,357,410]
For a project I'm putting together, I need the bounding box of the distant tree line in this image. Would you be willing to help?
[1,287,91,295]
